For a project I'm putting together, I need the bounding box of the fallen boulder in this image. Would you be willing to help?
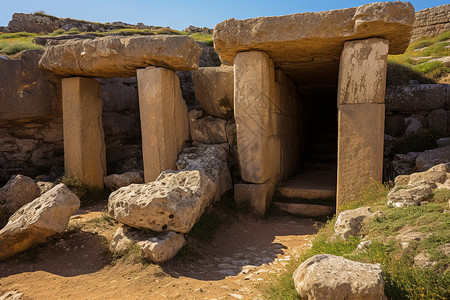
[110,225,186,263]
[416,146,450,171]
[188,109,228,144]
[0,175,40,216]
[0,184,80,260]
[387,184,433,207]
[292,254,387,300]
[334,207,375,239]
[104,171,143,191]
[177,143,232,202]
[108,170,215,233]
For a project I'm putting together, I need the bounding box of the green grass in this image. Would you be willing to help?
[264,185,450,300]
[0,32,43,54]
[189,32,213,46]
[388,31,450,83]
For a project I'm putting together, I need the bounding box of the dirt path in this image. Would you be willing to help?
[0,204,317,300]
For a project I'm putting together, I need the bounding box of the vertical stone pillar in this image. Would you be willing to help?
[234,51,280,184]
[137,66,190,183]
[336,38,389,210]
[62,77,106,188]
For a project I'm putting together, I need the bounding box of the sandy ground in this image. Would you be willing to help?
[0,202,318,300]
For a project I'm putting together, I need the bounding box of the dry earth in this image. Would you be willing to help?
[0,201,318,300]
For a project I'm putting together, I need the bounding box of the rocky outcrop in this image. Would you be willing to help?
[0,184,80,260]
[104,171,143,191]
[416,147,450,171]
[334,207,376,239]
[0,175,40,216]
[39,35,203,78]
[388,184,433,207]
[188,109,228,144]
[108,170,215,233]
[184,25,213,34]
[410,4,450,43]
[177,143,232,202]
[191,66,234,119]
[110,225,186,263]
[292,254,387,300]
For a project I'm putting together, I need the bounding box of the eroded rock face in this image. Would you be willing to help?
[292,254,387,300]
[177,143,232,202]
[387,184,433,207]
[104,171,143,191]
[39,35,203,78]
[334,207,375,239]
[110,225,186,263]
[108,170,215,233]
[191,66,234,119]
[0,175,40,216]
[416,147,450,171]
[188,109,228,144]
[0,184,80,260]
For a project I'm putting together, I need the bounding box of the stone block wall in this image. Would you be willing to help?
[410,4,450,43]
[385,84,450,137]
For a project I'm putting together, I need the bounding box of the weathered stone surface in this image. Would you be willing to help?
[385,84,447,112]
[334,207,374,239]
[214,2,414,85]
[427,109,448,132]
[39,35,203,78]
[411,4,450,43]
[274,202,335,217]
[108,170,215,233]
[392,152,420,175]
[192,66,234,119]
[414,253,434,268]
[408,163,449,188]
[234,51,280,184]
[110,225,186,263]
[0,175,40,216]
[234,179,276,215]
[404,116,424,134]
[104,171,143,191]
[338,38,388,104]
[177,143,232,202]
[387,184,433,207]
[0,184,80,260]
[437,137,450,148]
[188,109,228,144]
[62,77,106,188]
[416,146,450,171]
[292,254,387,300]
[337,104,385,208]
[137,67,190,183]
[0,50,59,121]
[395,226,430,249]
[36,181,56,195]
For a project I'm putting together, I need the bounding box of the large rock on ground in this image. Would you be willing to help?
[104,171,143,191]
[108,170,215,233]
[392,152,420,175]
[110,225,186,263]
[177,143,232,202]
[387,184,433,207]
[0,174,40,216]
[39,35,203,78]
[0,184,80,260]
[191,66,234,119]
[334,207,374,239]
[188,109,228,144]
[292,254,387,300]
[407,163,449,188]
[416,146,450,171]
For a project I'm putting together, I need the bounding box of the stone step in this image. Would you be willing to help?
[277,169,337,199]
[273,202,335,217]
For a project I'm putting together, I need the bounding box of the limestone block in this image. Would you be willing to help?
[108,170,215,233]
[0,50,59,121]
[338,38,389,105]
[292,254,387,300]
[104,171,143,191]
[385,84,447,112]
[62,77,106,188]
[192,66,234,119]
[234,51,280,184]
[334,207,374,239]
[387,184,433,207]
[110,225,186,263]
[0,184,80,260]
[0,174,40,216]
[234,179,276,215]
[137,67,190,183]
[177,143,232,202]
[39,35,203,78]
[416,146,450,171]
[337,104,385,208]
[188,109,228,144]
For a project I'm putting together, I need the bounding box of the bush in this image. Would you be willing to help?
[49,29,66,36]
[0,41,43,54]
[67,28,80,35]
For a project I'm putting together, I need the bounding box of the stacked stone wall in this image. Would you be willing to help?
[410,4,450,43]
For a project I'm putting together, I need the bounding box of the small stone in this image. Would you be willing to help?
[104,171,143,191]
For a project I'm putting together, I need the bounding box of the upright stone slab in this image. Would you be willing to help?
[234,51,280,184]
[137,67,190,182]
[336,38,388,209]
[62,77,106,188]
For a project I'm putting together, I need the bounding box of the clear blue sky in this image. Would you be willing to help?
[1,0,448,30]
